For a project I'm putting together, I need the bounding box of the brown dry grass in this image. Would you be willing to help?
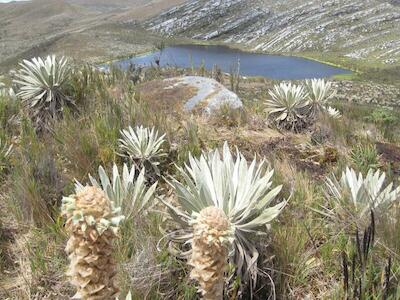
[138,78,198,115]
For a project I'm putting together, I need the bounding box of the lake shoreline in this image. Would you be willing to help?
[100,41,354,74]
[108,44,352,80]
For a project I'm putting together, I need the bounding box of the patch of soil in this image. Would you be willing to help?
[261,137,338,179]
[376,142,400,174]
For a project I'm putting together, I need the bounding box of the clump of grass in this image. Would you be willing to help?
[212,64,223,83]
[0,92,20,138]
[14,224,70,299]
[377,206,400,261]
[269,167,328,298]
[7,120,65,227]
[229,60,241,93]
[0,219,7,273]
[350,143,380,174]
[53,113,103,181]
[0,138,12,177]
[271,221,321,298]
[176,118,203,166]
[209,104,247,128]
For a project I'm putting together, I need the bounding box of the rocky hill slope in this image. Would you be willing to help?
[146,0,400,64]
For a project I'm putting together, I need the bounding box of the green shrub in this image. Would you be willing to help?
[364,108,400,141]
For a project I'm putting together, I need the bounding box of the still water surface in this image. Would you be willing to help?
[114,44,351,80]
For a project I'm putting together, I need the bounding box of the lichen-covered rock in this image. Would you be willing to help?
[167,76,243,114]
[138,76,243,116]
[189,206,232,300]
[62,186,125,300]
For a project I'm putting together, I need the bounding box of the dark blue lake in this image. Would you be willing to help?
[113,44,351,80]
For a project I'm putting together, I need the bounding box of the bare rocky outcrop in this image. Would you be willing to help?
[139,76,243,115]
[171,76,243,113]
[146,0,400,64]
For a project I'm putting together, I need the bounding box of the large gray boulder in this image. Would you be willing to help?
[163,76,243,114]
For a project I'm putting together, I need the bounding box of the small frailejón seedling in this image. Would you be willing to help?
[13,55,72,129]
[162,142,286,295]
[323,167,400,224]
[265,82,309,131]
[325,105,341,119]
[305,78,339,119]
[119,125,167,176]
[61,186,125,299]
[75,163,157,221]
[0,77,16,99]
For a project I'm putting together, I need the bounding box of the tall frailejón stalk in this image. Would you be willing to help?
[189,206,232,300]
[62,186,125,300]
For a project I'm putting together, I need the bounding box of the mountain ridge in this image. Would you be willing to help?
[146,0,400,65]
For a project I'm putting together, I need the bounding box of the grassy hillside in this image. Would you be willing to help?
[0,57,399,299]
[0,1,399,299]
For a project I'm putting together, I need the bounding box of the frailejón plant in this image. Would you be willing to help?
[119,125,167,172]
[13,55,72,128]
[325,106,341,119]
[305,78,337,118]
[75,163,157,221]
[265,82,309,131]
[162,142,286,289]
[325,167,400,218]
